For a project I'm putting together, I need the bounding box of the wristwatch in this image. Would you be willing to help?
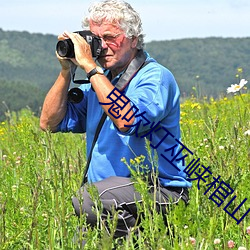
[87,66,104,80]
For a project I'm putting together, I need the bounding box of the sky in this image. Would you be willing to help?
[1,0,250,42]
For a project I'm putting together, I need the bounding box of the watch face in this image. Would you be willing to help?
[96,66,104,74]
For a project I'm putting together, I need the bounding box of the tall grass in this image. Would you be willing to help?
[0,93,249,249]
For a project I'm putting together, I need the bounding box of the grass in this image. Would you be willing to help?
[0,92,249,249]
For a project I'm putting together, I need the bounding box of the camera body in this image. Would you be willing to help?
[56,30,102,58]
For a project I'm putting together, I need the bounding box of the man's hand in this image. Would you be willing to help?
[62,31,96,73]
[56,33,79,71]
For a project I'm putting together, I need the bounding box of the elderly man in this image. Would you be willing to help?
[40,0,191,242]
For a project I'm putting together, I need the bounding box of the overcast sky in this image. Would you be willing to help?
[1,0,250,42]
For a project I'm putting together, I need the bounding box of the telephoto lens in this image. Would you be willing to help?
[56,31,102,59]
[56,39,75,58]
[68,88,84,103]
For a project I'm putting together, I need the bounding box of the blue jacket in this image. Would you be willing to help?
[58,52,192,188]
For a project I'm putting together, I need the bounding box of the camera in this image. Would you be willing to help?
[56,30,102,58]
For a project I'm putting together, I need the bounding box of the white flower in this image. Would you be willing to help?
[238,247,247,250]
[20,207,25,214]
[214,238,221,244]
[244,130,250,136]
[227,79,248,93]
[218,145,224,150]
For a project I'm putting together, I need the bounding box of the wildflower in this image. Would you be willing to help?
[42,213,48,221]
[244,130,250,136]
[135,157,141,164]
[189,237,196,246]
[237,67,243,73]
[130,159,135,165]
[238,247,246,250]
[191,103,201,109]
[121,157,126,163]
[219,145,224,150]
[227,79,248,93]
[12,185,17,192]
[246,226,250,235]
[214,238,221,244]
[203,156,208,161]
[228,240,235,248]
[180,111,187,117]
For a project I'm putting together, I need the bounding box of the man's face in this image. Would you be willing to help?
[89,20,138,73]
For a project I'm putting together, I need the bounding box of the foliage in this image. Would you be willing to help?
[0,29,61,121]
[145,37,250,98]
[0,79,46,121]
[0,91,249,249]
[0,28,60,90]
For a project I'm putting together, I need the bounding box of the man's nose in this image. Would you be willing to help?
[101,38,108,49]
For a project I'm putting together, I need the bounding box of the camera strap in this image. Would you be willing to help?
[81,50,149,186]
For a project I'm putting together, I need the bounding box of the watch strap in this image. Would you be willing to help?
[87,68,97,79]
[87,67,104,80]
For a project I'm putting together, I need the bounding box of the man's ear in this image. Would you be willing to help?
[131,36,139,48]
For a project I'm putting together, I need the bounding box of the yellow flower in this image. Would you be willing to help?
[237,67,243,73]
[180,111,187,116]
[130,159,135,165]
[191,103,201,109]
[135,157,141,164]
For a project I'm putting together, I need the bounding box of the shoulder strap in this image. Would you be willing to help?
[81,112,107,185]
[115,50,147,91]
[81,50,149,185]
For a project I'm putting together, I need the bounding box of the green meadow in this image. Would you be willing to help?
[0,88,249,249]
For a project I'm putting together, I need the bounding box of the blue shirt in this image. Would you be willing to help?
[58,52,192,188]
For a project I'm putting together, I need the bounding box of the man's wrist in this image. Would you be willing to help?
[87,66,104,80]
[60,68,71,79]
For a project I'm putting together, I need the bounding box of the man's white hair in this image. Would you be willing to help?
[82,0,145,49]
